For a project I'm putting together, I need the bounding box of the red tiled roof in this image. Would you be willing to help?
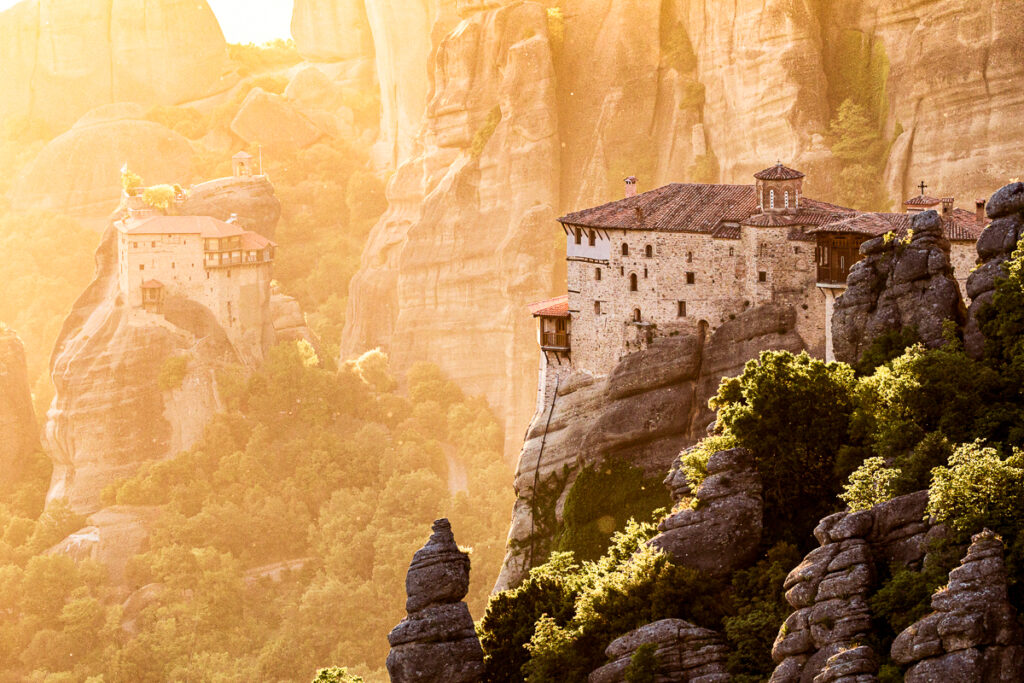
[141,279,164,288]
[528,295,569,317]
[810,209,986,242]
[120,215,245,238]
[712,223,740,240]
[753,163,805,181]
[559,184,856,236]
[904,195,942,207]
[241,231,276,249]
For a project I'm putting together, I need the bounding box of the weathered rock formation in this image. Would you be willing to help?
[179,176,282,238]
[387,518,484,683]
[891,529,1024,682]
[291,0,375,64]
[342,1,561,459]
[47,506,157,587]
[650,448,763,578]
[769,491,932,682]
[9,105,193,220]
[832,210,965,364]
[230,88,324,153]
[965,182,1024,357]
[589,619,731,683]
[270,291,321,352]
[0,327,39,490]
[0,0,232,129]
[496,303,805,590]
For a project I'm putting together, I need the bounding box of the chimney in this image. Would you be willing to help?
[625,176,638,198]
[941,197,954,215]
[977,198,987,223]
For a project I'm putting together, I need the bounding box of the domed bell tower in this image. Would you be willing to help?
[754,162,805,214]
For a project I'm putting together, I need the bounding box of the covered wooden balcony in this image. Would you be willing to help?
[529,295,571,354]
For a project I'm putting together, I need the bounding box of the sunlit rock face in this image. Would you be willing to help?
[9,105,193,220]
[342,2,561,458]
[495,304,805,590]
[0,0,232,130]
[291,0,375,63]
[44,226,231,515]
[179,176,282,239]
[0,328,39,490]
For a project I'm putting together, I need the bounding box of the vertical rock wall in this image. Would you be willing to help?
[0,328,40,490]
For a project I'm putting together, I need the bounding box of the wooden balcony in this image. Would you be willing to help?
[541,331,570,351]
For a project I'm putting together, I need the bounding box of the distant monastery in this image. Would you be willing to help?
[531,163,987,379]
[114,152,276,364]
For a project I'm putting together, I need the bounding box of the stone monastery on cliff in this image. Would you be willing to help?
[531,163,987,378]
[114,152,276,364]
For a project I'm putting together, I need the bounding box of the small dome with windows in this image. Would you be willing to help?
[754,162,804,214]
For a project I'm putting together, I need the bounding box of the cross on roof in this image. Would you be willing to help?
[918,181,928,195]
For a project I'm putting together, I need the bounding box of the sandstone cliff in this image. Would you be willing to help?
[496,303,805,590]
[0,327,40,492]
[342,1,561,459]
[0,0,232,129]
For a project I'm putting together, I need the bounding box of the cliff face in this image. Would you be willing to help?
[341,0,1023,464]
[496,303,805,590]
[342,1,561,457]
[0,328,40,491]
[0,0,232,129]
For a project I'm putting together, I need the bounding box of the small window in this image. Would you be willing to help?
[575,228,582,245]
[620,266,624,275]
[206,272,210,280]
[677,301,686,317]
[588,230,596,247]
[784,191,790,208]
[686,272,695,285]
[151,241,156,248]
[759,271,767,282]
[633,308,642,322]
[686,252,693,263]
[770,189,775,209]
[643,267,648,278]
[595,267,602,281]
[594,301,601,314]
[139,264,144,271]
[645,245,653,257]
[729,247,734,256]
[793,247,801,255]
[622,243,629,256]
[629,273,638,291]
[133,242,138,248]
[171,262,175,269]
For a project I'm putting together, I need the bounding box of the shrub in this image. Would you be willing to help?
[840,457,900,511]
[143,184,177,210]
[471,106,502,159]
[312,667,363,683]
[624,643,658,683]
[546,8,565,57]
[158,355,190,391]
[927,441,1024,534]
[677,434,737,491]
[121,165,143,192]
[855,326,919,375]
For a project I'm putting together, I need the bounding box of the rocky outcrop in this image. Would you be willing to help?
[387,518,484,683]
[650,448,763,578]
[180,176,282,238]
[496,303,805,590]
[831,210,965,364]
[589,619,731,683]
[291,0,375,63]
[270,292,321,351]
[342,2,561,459]
[769,491,932,682]
[47,506,157,587]
[964,182,1024,357]
[0,327,39,490]
[9,106,193,220]
[891,530,1024,682]
[0,0,232,129]
[230,88,323,153]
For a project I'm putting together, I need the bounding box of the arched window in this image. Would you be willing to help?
[784,191,790,208]
[633,308,642,322]
[770,189,775,209]
[588,230,596,247]
[622,243,629,256]
[595,267,602,280]
[629,273,638,291]
[645,244,653,257]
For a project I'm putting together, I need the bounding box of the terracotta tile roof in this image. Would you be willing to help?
[528,295,569,317]
[120,215,245,238]
[810,209,986,242]
[141,279,164,288]
[753,163,806,181]
[904,195,943,207]
[241,231,276,249]
[559,184,855,235]
[559,184,757,233]
[712,223,740,240]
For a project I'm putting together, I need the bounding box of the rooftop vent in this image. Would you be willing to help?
[625,176,638,198]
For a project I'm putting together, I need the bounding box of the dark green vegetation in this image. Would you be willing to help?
[0,344,512,681]
[481,246,1024,681]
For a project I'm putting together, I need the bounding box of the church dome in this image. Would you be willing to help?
[754,162,805,181]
